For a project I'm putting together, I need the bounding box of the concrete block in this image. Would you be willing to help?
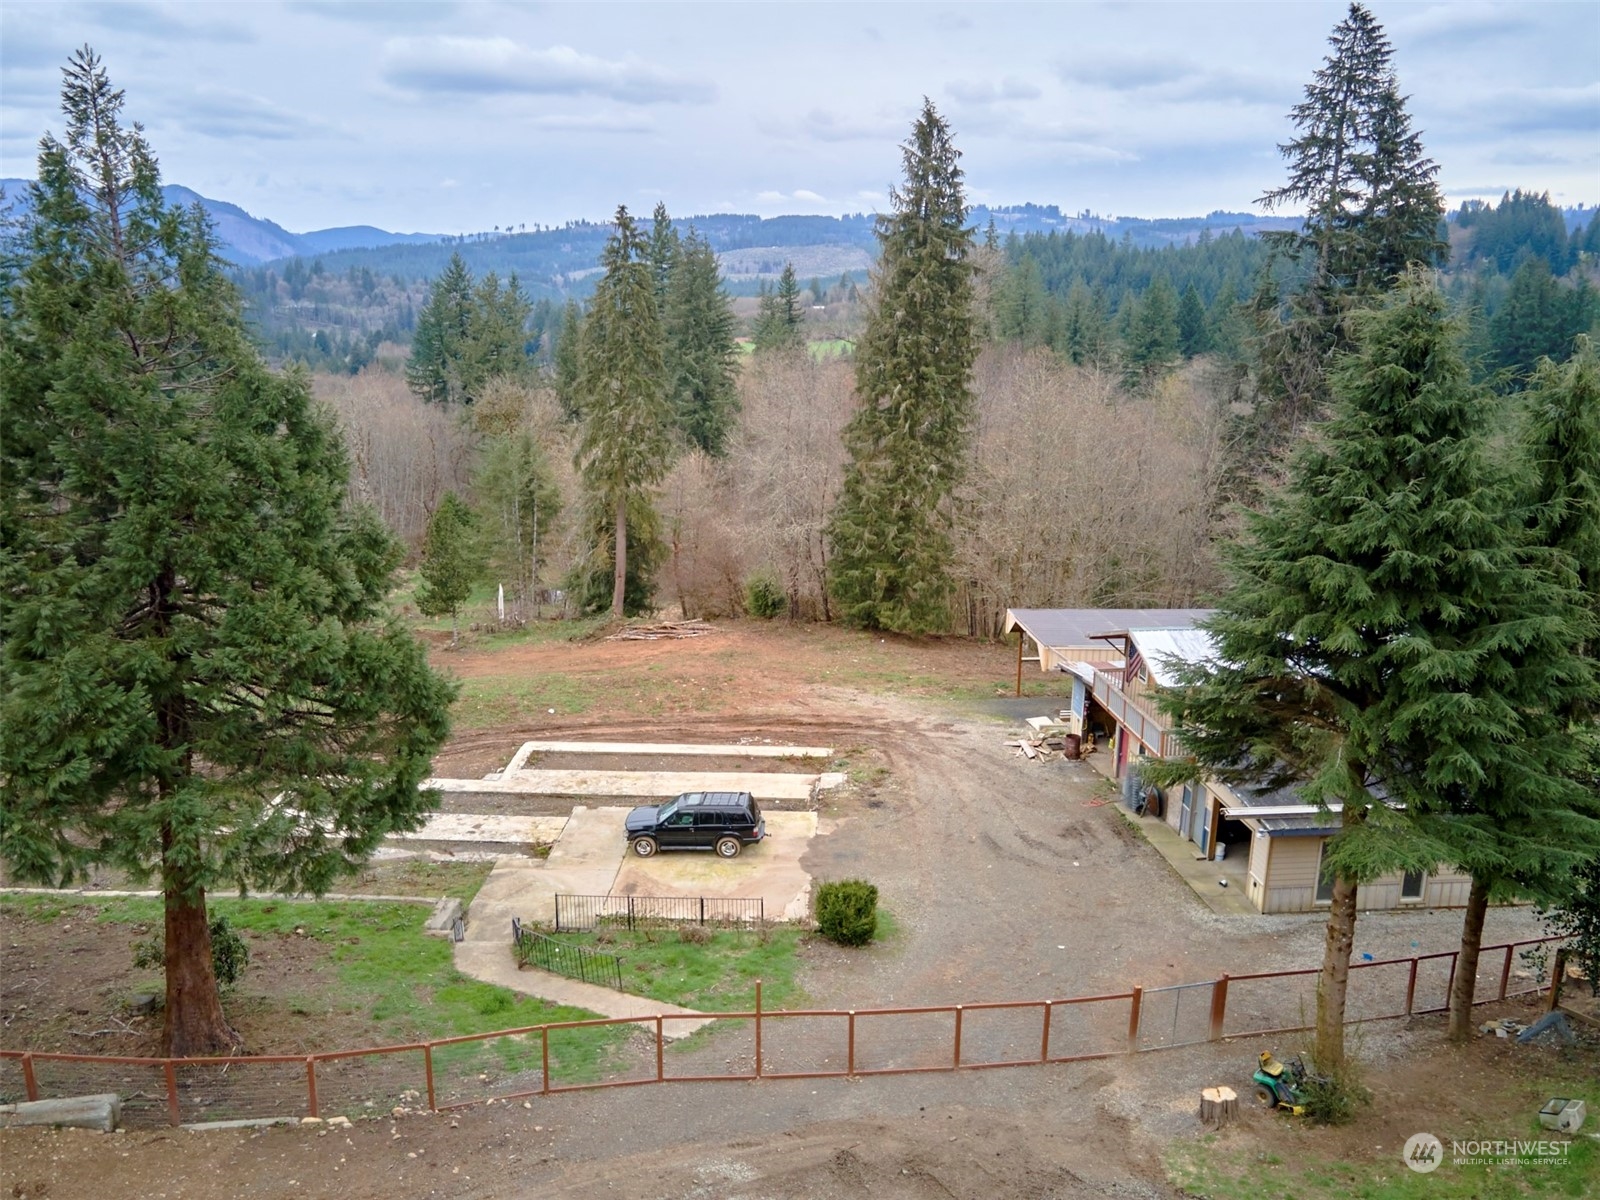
[0,1093,122,1132]
[423,896,463,938]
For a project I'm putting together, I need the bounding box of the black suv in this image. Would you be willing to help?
[624,791,767,859]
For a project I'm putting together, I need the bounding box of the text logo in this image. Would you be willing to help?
[1404,1132,1443,1174]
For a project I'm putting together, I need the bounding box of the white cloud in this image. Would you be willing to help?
[946,77,1042,105]
[171,87,337,141]
[380,37,715,105]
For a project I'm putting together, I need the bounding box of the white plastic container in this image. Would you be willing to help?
[1538,1098,1585,1132]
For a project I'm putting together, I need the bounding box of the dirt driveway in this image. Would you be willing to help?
[0,623,1573,1199]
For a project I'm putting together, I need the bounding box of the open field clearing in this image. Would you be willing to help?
[4,621,1593,1199]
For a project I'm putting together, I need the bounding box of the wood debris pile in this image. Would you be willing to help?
[606,619,720,642]
[1004,714,1085,762]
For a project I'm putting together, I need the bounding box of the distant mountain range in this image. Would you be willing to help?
[1,179,441,264]
[6,179,1593,290]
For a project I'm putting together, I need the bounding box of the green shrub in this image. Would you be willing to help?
[815,879,879,947]
[131,914,251,992]
[744,574,785,619]
[1298,1063,1371,1126]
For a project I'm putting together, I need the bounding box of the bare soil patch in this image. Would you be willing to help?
[1,901,373,1059]
[4,622,1585,1199]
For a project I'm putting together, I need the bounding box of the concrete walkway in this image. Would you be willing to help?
[454,806,715,1037]
[1116,807,1256,916]
[463,806,628,941]
[452,942,715,1039]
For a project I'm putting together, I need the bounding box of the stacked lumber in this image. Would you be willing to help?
[606,620,719,641]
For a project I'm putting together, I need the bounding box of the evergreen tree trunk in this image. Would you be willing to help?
[612,494,629,618]
[1316,871,1358,1069]
[161,827,238,1057]
[1447,876,1491,1042]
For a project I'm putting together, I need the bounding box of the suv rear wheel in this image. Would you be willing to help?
[632,836,658,858]
[715,836,742,859]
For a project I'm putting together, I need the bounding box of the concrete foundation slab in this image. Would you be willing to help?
[613,811,819,922]
[508,741,834,760]
[389,813,569,849]
[426,771,846,801]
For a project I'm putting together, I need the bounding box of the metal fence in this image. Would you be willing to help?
[511,919,623,991]
[0,936,1566,1129]
[551,894,766,932]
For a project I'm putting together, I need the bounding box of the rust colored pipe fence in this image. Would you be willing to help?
[0,936,1563,1128]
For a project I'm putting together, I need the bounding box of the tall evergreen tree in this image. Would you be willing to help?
[648,201,679,309]
[664,229,740,456]
[1487,258,1592,383]
[415,491,484,647]
[1153,276,1551,1068]
[1059,282,1112,367]
[1248,3,1445,450]
[475,428,562,619]
[553,298,585,421]
[460,270,532,396]
[406,252,474,404]
[1122,276,1181,387]
[1503,343,1600,1023]
[993,254,1051,347]
[753,263,804,352]
[575,206,674,618]
[825,100,977,632]
[405,257,531,405]
[1412,341,1600,1039]
[0,50,454,1056]
[1176,282,1211,358]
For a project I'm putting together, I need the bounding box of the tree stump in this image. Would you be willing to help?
[1199,1086,1239,1127]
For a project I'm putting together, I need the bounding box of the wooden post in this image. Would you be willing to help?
[1128,987,1143,1050]
[423,1045,437,1112]
[1498,943,1515,1001]
[1547,947,1568,1013]
[1040,1002,1053,1063]
[304,1057,319,1119]
[1199,1086,1239,1127]
[164,1061,180,1127]
[953,1006,963,1069]
[847,1011,856,1076]
[20,1053,37,1102]
[1404,956,1419,1016]
[541,1027,551,1094]
[1015,633,1024,697]
[1209,975,1230,1042]
[655,1017,664,1082]
[754,980,763,1079]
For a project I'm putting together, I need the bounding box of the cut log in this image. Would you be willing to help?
[0,1093,122,1132]
[1198,1086,1239,1127]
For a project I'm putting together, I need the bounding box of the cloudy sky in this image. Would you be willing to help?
[1,1,1595,235]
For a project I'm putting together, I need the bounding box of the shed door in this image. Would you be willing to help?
[1197,798,1211,856]
[1178,785,1194,840]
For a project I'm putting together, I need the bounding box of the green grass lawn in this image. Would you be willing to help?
[1167,1075,1600,1199]
[450,669,605,729]
[552,926,806,1012]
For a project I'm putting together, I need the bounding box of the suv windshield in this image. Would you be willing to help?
[656,798,680,820]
